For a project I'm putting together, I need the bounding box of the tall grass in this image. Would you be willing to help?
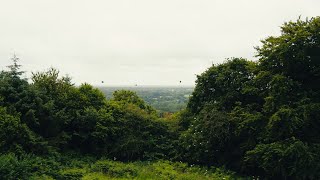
[0,153,246,179]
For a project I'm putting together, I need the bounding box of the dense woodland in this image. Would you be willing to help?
[0,17,319,179]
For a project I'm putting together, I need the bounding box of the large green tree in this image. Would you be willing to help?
[180,17,320,179]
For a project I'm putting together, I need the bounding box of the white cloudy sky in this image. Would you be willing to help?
[0,0,319,86]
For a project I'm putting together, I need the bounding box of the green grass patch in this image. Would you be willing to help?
[0,153,246,179]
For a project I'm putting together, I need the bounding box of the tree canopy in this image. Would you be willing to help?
[179,17,320,179]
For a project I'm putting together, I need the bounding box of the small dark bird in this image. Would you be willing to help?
[101,81,104,83]
[179,81,182,83]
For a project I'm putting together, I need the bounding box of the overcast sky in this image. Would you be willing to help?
[0,0,319,86]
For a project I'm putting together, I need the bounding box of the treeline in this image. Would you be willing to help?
[0,61,176,161]
[0,17,319,179]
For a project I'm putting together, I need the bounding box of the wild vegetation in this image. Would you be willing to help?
[0,153,241,180]
[0,17,319,179]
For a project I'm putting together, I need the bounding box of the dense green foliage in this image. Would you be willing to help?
[179,17,320,179]
[0,17,319,179]
[0,153,241,180]
[0,57,176,161]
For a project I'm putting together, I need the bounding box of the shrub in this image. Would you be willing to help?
[91,160,138,178]
[0,153,33,180]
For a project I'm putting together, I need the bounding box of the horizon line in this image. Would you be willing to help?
[94,84,195,88]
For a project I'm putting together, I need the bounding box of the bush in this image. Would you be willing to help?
[59,168,86,180]
[0,153,33,180]
[91,160,138,178]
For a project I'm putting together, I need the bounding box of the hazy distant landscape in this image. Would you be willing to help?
[98,86,194,113]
